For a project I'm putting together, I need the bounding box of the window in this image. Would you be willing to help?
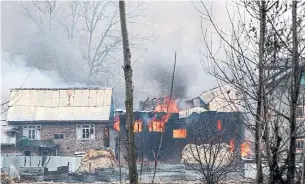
[54,134,64,139]
[296,106,304,118]
[23,125,41,140]
[296,139,305,150]
[173,129,187,138]
[28,129,36,140]
[76,125,95,140]
[148,121,164,132]
[134,120,142,132]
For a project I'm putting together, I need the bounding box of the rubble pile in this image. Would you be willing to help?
[77,148,118,173]
[181,143,233,165]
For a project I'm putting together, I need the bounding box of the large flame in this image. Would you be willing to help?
[114,96,179,133]
[154,96,179,113]
[240,141,251,157]
[148,114,172,132]
[173,129,187,138]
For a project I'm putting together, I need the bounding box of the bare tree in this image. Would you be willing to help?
[20,1,57,31]
[119,1,138,184]
[196,1,305,183]
[182,116,239,184]
[78,1,121,84]
[61,1,82,42]
[287,1,301,183]
[255,1,267,183]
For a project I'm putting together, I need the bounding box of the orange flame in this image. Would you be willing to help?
[113,116,143,132]
[148,114,172,132]
[114,116,120,131]
[154,96,179,113]
[217,120,222,131]
[173,129,187,138]
[240,141,251,157]
[114,96,179,133]
[134,120,143,132]
[229,139,235,153]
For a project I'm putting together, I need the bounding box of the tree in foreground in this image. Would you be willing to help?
[119,1,138,183]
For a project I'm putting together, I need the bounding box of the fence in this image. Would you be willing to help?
[0,156,82,172]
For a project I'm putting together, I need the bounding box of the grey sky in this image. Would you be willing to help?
[1,1,231,108]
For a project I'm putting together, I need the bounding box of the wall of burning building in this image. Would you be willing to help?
[115,110,245,163]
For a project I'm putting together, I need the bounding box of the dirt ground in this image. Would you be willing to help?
[13,180,254,184]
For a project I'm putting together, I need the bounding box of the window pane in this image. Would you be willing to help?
[86,129,89,138]
[82,129,86,138]
[32,130,35,139]
[297,107,304,118]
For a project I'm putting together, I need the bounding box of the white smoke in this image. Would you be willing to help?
[1,51,85,119]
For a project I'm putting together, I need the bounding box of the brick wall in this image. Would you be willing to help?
[40,123,107,156]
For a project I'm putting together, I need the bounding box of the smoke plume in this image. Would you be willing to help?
[144,62,189,100]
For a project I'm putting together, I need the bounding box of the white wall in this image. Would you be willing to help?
[0,156,82,172]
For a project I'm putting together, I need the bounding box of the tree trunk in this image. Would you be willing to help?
[287,1,299,183]
[256,1,266,183]
[119,1,138,184]
[263,87,273,183]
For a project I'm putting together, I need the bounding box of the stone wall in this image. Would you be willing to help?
[40,123,107,156]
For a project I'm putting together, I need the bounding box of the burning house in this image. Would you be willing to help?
[114,91,247,164]
[4,87,116,156]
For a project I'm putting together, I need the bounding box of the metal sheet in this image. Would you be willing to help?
[7,88,112,121]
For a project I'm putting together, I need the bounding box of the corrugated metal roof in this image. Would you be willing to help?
[199,85,242,112]
[7,88,113,121]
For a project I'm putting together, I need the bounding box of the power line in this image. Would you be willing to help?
[1,58,39,114]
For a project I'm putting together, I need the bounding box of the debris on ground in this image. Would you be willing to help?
[1,171,14,184]
[77,148,119,173]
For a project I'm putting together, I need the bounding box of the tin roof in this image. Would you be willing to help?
[7,88,113,122]
[198,85,242,112]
